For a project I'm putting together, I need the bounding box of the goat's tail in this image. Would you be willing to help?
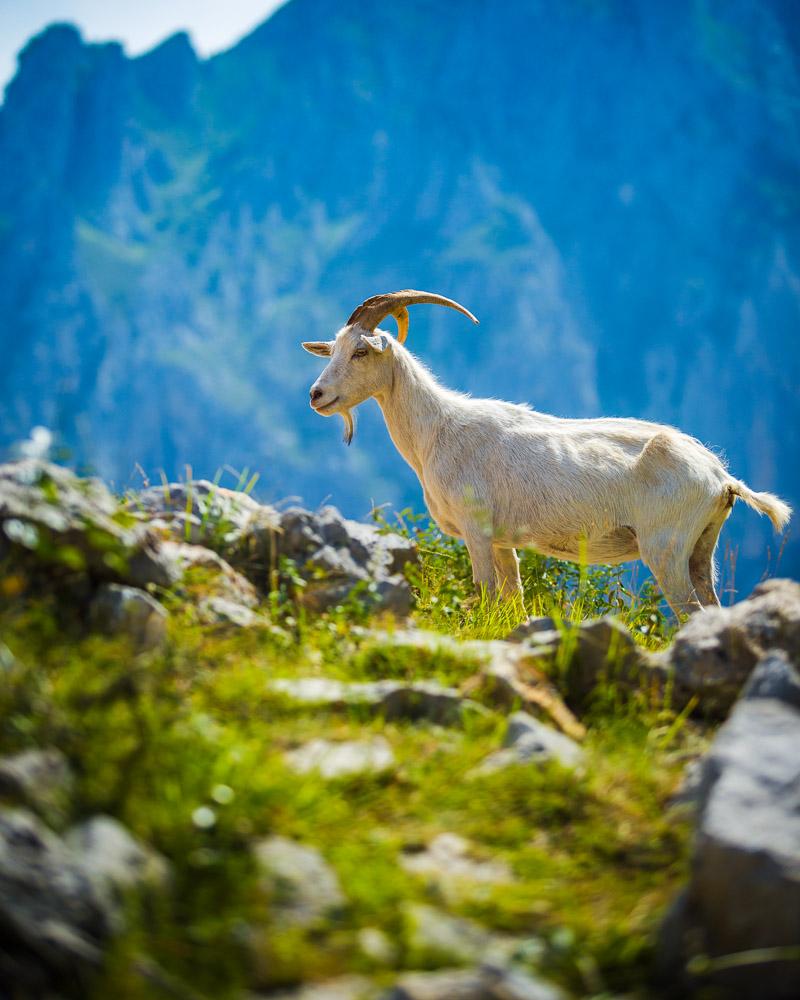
[728,480,792,533]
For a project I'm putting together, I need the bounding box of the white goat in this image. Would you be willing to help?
[303,290,791,615]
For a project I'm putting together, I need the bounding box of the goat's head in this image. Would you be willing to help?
[301,290,478,444]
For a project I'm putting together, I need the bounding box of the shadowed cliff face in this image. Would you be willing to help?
[0,0,798,593]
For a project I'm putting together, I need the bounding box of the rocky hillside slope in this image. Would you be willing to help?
[1,0,798,591]
[1,461,798,999]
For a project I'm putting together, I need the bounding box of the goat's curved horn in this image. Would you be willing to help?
[346,290,479,341]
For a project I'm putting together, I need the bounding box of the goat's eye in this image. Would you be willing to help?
[352,349,368,360]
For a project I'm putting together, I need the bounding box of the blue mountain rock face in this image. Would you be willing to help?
[1,0,797,592]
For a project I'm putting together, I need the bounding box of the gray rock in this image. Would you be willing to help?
[269,677,357,704]
[380,681,487,724]
[278,506,416,579]
[65,815,170,894]
[159,540,259,606]
[132,488,417,616]
[130,480,280,551]
[0,459,172,588]
[382,969,489,1000]
[0,807,115,991]
[741,649,800,710]
[662,578,800,714]
[0,640,19,672]
[371,574,419,616]
[558,615,653,709]
[259,976,376,1000]
[355,627,580,735]
[197,595,263,627]
[505,617,562,643]
[268,677,482,726]
[404,903,495,965]
[0,748,73,823]
[90,583,168,650]
[382,965,564,1000]
[253,836,345,926]
[400,833,513,901]
[358,926,398,965]
[667,757,706,812]
[276,506,416,615]
[472,712,584,775]
[658,693,800,997]
[478,615,658,721]
[285,737,395,779]
[479,964,566,1000]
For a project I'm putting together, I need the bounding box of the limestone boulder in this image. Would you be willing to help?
[285,737,395,779]
[268,677,483,726]
[253,836,345,927]
[275,506,416,615]
[0,460,171,589]
[381,965,564,1000]
[0,808,115,992]
[90,583,168,651]
[471,712,584,776]
[658,650,800,998]
[661,578,800,714]
[0,748,74,825]
[65,815,170,896]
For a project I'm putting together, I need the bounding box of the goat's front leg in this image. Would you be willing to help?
[462,527,497,601]
[493,546,523,601]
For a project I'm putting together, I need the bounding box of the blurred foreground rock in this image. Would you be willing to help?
[65,815,170,895]
[269,676,484,726]
[382,964,564,1000]
[0,806,167,995]
[400,833,513,902]
[658,650,800,999]
[90,583,168,651]
[253,836,345,927]
[261,977,375,1000]
[0,808,113,992]
[285,736,395,778]
[470,711,584,776]
[0,748,73,825]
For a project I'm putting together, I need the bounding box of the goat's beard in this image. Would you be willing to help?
[341,410,354,446]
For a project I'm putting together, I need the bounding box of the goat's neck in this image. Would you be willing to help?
[375,349,446,479]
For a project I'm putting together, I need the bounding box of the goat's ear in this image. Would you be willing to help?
[363,334,387,353]
[301,341,333,357]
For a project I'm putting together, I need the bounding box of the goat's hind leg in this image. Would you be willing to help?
[639,531,703,619]
[493,546,523,601]
[689,523,723,607]
[689,503,732,608]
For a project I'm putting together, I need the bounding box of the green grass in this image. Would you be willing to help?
[0,510,705,1000]
[381,507,674,648]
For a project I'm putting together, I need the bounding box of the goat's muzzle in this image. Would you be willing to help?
[310,388,339,413]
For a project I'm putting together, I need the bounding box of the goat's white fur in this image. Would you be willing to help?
[304,325,791,615]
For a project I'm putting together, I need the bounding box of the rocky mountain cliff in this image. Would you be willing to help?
[1,0,798,592]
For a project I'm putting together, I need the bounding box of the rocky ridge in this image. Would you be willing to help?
[1,459,799,998]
